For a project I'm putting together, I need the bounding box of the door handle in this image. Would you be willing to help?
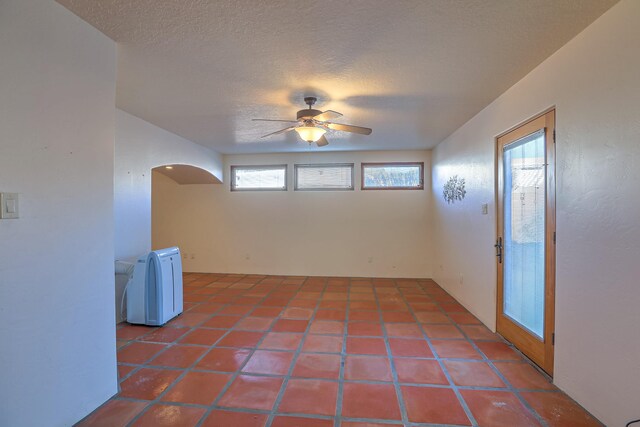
[495,237,503,264]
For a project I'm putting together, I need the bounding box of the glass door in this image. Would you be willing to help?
[496,110,555,375]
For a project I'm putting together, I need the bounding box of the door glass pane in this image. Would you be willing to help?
[503,130,545,338]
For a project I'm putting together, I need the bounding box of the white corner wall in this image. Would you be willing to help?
[431,1,640,425]
[114,109,223,260]
[0,1,117,426]
[152,150,433,278]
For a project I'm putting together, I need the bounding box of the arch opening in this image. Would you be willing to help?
[153,164,222,185]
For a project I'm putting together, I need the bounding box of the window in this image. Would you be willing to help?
[230,165,287,191]
[361,162,424,190]
[294,163,354,191]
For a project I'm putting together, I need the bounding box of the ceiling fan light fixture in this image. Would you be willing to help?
[295,126,326,143]
[253,97,371,146]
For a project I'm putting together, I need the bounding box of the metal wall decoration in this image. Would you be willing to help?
[443,175,466,204]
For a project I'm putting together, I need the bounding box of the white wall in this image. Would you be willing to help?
[431,1,640,425]
[0,1,117,426]
[115,109,223,260]
[153,150,433,278]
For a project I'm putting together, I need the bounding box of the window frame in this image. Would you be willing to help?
[361,162,425,190]
[230,164,288,192]
[294,163,355,191]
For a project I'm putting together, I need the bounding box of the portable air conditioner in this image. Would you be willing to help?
[126,247,183,326]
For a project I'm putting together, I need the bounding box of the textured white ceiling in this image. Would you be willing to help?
[58,0,617,153]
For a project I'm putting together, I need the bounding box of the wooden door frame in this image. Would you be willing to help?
[495,108,556,375]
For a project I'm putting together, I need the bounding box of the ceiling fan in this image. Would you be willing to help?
[252,97,372,147]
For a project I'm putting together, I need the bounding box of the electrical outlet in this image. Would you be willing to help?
[459,273,464,284]
[481,203,488,215]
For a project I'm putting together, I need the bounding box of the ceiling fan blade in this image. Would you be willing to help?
[260,126,296,138]
[313,110,343,121]
[326,122,372,135]
[316,135,329,147]
[252,119,299,123]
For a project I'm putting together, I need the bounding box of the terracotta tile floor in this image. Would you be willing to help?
[77,274,603,427]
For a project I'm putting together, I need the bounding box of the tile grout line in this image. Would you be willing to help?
[373,279,411,426]
[426,280,553,426]
[119,276,363,427]
[193,276,310,427]
[86,275,232,424]
[438,299,551,427]
[481,357,550,427]
[123,275,287,427]
[114,273,240,382]
[122,275,248,426]
[93,274,594,427]
[264,276,330,427]
[109,372,559,391]
[333,278,351,427]
[399,279,479,427]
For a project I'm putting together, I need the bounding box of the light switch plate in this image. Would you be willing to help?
[1,193,19,219]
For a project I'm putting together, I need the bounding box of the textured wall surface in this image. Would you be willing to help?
[153,150,433,278]
[431,1,640,425]
[0,1,118,425]
[115,109,223,260]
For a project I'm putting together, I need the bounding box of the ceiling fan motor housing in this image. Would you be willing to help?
[253,95,371,145]
[297,96,321,120]
[297,108,322,120]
